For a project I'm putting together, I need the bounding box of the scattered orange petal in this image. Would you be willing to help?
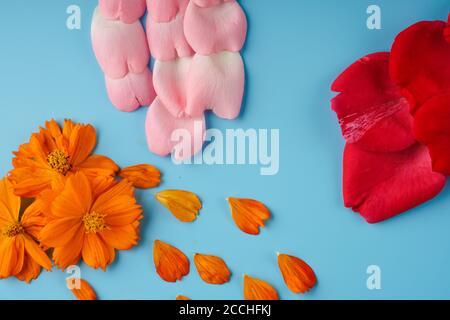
[119,164,161,189]
[155,190,202,222]
[243,275,279,300]
[68,278,97,300]
[278,253,317,293]
[194,254,231,285]
[227,198,270,235]
[153,240,190,282]
[176,295,191,300]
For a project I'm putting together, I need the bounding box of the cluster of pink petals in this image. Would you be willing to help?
[92,0,156,112]
[146,0,247,160]
[91,0,247,160]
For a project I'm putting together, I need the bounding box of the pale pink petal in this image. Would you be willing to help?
[105,68,156,112]
[146,10,194,61]
[187,52,244,119]
[192,0,234,8]
[184,0,247,54]
[153,52,244,119]
[91,7,150,79]
[146,0,189,23]
[99,0,147,23]
[153,57,192,117]
[146,97,205,160]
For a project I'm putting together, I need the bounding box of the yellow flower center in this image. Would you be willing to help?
[47,150,72,175]
[3,222,24,238]
[83,212,106,234]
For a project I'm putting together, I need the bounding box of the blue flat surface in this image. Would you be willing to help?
[1,0,450,300]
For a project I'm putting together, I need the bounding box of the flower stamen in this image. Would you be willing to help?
[82,212,106,234]
[47,150,72,175]
[3,222,24,238]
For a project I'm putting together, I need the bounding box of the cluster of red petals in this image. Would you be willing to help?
[331,14,450,223]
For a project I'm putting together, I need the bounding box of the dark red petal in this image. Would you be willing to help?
[390,18,450,113]
[414,93,450,175]
[343,143,445,223]
[331,52,414,152]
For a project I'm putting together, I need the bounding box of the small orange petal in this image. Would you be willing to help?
[155,190,202,222]
[68,279,97,300]
[119,164,161,189]
[278,253,317,294]
[153,240,190,282]
[194,254,231,285]
[243,275,279,300]
[227,198,270,235]
[176,295,191,300]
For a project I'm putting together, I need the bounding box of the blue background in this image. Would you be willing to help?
[1,0,450,300]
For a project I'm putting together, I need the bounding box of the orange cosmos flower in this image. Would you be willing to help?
[9,119,119,198]
[39,172,142,270]
[0,178,52,282]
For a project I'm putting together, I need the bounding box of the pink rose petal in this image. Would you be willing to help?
[91,7,150,79]
[192,0,234,8]
[154,52,244,119]
[99,0,147,23]
[105,68,156,112]
[184,0,247,54]
[146,0,189,23]
[146,9,194,61]
[146,97,206,160]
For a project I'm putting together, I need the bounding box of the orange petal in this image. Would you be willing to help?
[68,124,97,166]
[155,190,202,222]
[227,198,270,235]
[75,155,119,179]
[0,178,20,222]
[243,275,279,300]
[82,233,115,270]
[119,164,161,189]
[176,295,191,300]
[153,240,190,282]
[15,253,41,283]
[69,278,97,300]
[194,254,231,285]
[23,235,52,271]
[278,253,317,294]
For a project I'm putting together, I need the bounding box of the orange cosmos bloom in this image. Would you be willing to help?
[9,119,119,198]
[0,178,52,282]
[39,172,142,270]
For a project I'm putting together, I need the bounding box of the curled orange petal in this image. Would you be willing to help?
[278,253,317,294]
[68,279,97,300]
[155,190,202,222]
[227,198,270,235]
[176,295,191,300]
[243,275,279,300]
[194,254,231,285]
[153,240,190,282]
[119,164,161,189]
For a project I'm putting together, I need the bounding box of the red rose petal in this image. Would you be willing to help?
[331,52,414,152]
[390,17,450,113]
[343,143,445,223]
[414,93,450,175]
